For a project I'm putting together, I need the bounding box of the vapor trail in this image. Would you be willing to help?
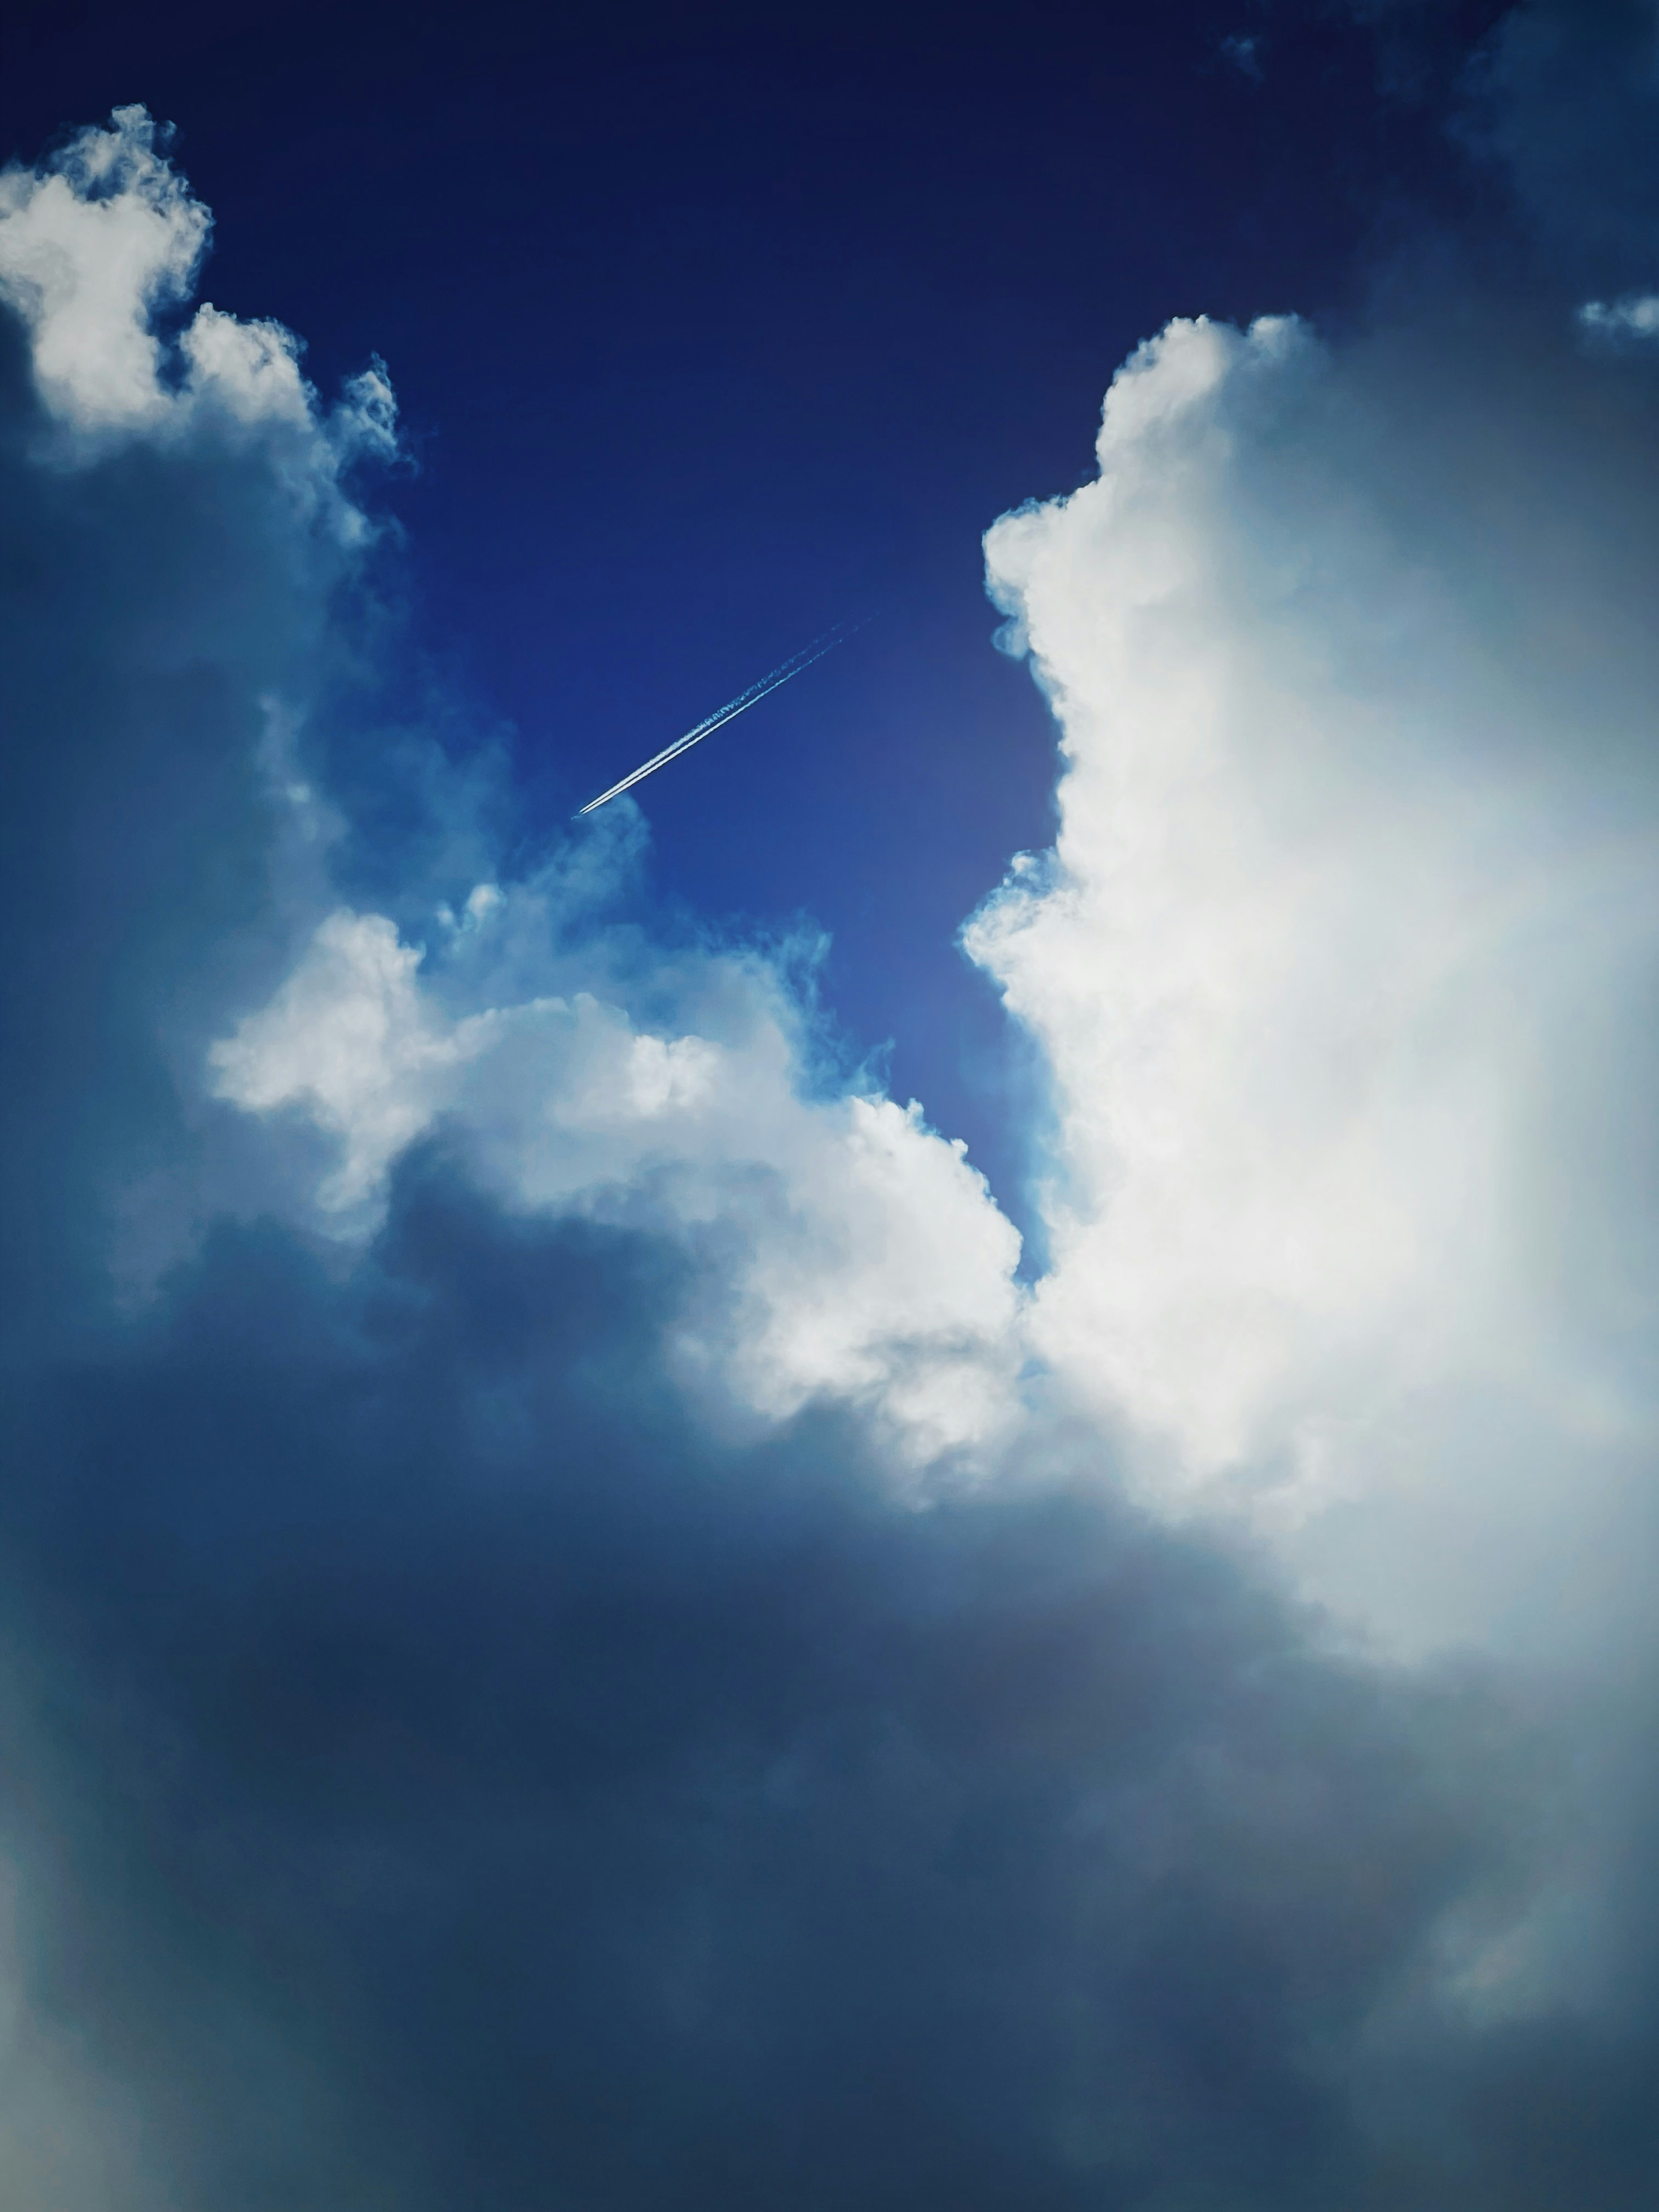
[577,621,864,815]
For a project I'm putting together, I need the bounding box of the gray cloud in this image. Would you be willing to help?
[2,1161,1628,2211]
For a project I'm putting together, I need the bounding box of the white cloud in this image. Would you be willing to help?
[208,909,507,1211]
[969,311,1659,1652]
[0,107,393,528]
[212,890,1026,1463]
[0,105,207,432]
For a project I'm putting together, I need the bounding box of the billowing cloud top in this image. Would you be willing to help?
[0,105,392,497]
[5,57,1659,2212]
[970,300,1659,1650]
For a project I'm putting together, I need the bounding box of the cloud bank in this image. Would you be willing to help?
[3,46,1659,2208]
[968,296,1659,1653]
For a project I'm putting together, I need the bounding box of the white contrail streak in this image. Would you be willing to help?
[577,621,863,815]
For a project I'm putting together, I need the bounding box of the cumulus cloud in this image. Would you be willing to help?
[0,105,392,501]
[0,104,208,432]
[208,888,1025,1454]
[969,303,1659,1653]
[4,68,1659,2212]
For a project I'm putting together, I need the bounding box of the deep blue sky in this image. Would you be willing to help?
[3,0,1503,1222]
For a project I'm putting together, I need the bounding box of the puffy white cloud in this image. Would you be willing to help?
[209,909,505,1211]
[969,310,1659,1652]
[0,104,206,432]
[0,106,393,521]
[212,887,1026,1462]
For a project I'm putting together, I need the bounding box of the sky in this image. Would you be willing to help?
[4,1,1659,2206]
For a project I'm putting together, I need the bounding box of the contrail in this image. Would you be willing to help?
[577,620,864,816]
